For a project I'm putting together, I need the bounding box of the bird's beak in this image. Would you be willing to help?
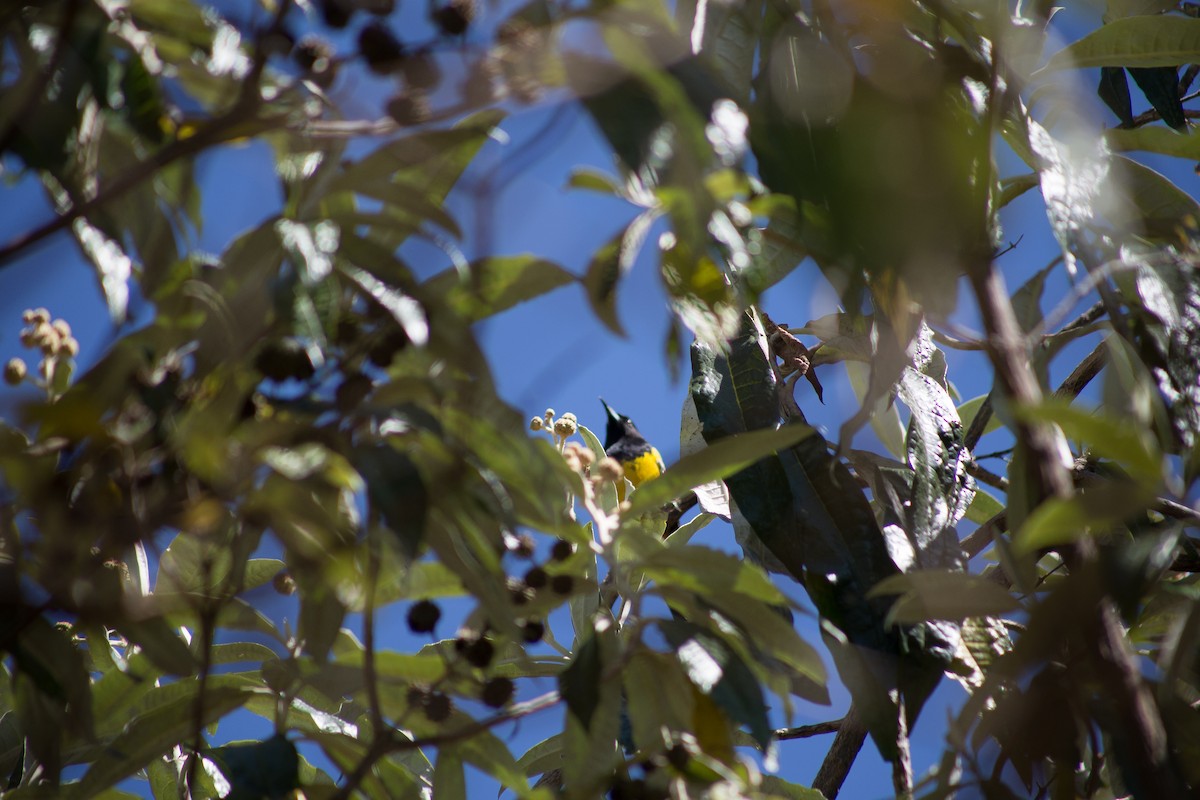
[599,397,620,422]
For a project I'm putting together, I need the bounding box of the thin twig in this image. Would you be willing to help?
[363,537,384,735]
[966,462,1009,492]
[963,392,993,452]
[774,718,843,740]
[1052,342,1107,401]
[931,329,985,351]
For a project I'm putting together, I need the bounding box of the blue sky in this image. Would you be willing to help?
[1,0,1194,796]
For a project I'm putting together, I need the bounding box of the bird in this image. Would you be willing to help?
[600,398,665,498]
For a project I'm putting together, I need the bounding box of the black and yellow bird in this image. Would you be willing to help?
[600,399,665,497]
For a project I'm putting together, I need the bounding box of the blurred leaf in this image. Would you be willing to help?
[424,254,573,322]
[517,733,564,778]
[1108,125,1200,158]
[1043,16,1200,70]
[354,444,428,557]
[1110,155,1200,238]
[339,259,429,348]
[559,632,603,729]
[583,210,661,336]
[1017,400,1162,485]
[72,678,255,798]
[869,571,1020,624]
[624,423,814,516]
[639,545,783,605]
[208,735,299,800]
[299,582,346,663]
[433,751,466,800]
[114,617,196,676]
[1027,118,1110,276]
[566,168,621,195]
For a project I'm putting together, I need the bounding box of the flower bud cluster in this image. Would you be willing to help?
[6,309,79,391]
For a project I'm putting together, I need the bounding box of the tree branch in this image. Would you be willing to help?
[812,705,867,799]
[965,252,1185,797]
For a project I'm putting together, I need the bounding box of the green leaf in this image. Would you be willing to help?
[622,652,694,751]
[559,633,603,729]
[72,679,256,798]
[433,750,466,800]
[114,617,197,676]
[1042,16,1200,70]
[1129,66,1185,130]
[638,545,784,605]
[965,488,1005,525]
[1108,125,1200,158]
[298,582,346,663]
[566,168,621,195]
[624,423,813,516]
[1109,155,1200,239]
[423,254,574,322]
[338,259,429,348]
[659,619,773,749]
[958,395,1003,438]
[869,571,1021,624]
[1098,67,1135,127]
[896,326,975,563]
[517,733,564,778]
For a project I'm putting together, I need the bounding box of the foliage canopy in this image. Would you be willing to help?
[3,0,1200,798]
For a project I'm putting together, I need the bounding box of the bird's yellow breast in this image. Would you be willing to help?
[623,448,665,488]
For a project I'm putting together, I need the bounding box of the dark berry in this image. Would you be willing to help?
[423,692,452,722]
[665,743,690,770]
[431,0,474,36]
[406,685,429,708]
[481,676,515,708]
[407,599,441,634]
[521,620,544,643]
[319,0,355,28]
[550,574,574,595]
[272,571,297,595]
[510,533,536,559]
[358,21,404,74]
[334,318,360,346]
[463,636,495,668]
[401,50,441,91]
[367,328,409,366]
[255,338,314,382]
[294,39,328,73]
[356,0,395,14]
[523,565,548,589]
[510,586,531,606]
[550,539,573,562]
[335,371,373,413]
[610,777,647,800]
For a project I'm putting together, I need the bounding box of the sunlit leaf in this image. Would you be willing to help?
[1043,16,1200,70]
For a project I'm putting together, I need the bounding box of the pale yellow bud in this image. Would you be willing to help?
[3,358,26,385]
